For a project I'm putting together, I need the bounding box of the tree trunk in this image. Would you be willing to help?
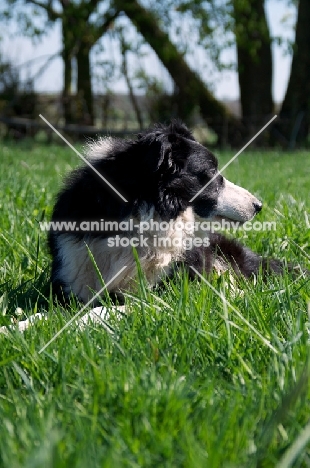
[120,37,144,129]
[275,0,310,147]
[115,0,245,146]
[233,0,273,142]
[76,41,94,126]
[61,20,73,124]
[71,8,119,128]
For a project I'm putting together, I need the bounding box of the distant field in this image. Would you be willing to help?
[0,140,309,467]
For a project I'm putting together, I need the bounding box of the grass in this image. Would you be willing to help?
[0,139,309,467]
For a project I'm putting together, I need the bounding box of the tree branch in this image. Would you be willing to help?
[114,0,244,145]
[92,8,120,43]
[82,0,101,20]
[27,0,60,20]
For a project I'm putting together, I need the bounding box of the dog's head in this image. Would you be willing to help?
[138,120,262,223]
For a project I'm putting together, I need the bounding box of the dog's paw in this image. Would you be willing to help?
[0,313,46,334]
[77,305,126,332]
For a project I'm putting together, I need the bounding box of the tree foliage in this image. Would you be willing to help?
[0,0,309,146]
[1,0,120,125]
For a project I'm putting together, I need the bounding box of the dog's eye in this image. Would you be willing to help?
[209,169,216,177]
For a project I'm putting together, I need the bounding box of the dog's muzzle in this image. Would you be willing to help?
[215,178,262,222]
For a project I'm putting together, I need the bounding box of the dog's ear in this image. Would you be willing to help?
[141,132,188,173]
[138,132,171,172]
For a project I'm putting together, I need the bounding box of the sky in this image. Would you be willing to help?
[1,0,296,103]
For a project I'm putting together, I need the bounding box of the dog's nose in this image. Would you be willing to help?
[253,201,263,213]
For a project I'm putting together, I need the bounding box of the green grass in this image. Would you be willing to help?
[0,140,309,467]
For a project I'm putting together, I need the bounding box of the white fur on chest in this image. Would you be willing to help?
[54,206,195,302]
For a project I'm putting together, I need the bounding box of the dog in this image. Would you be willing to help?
[48,120,285,306]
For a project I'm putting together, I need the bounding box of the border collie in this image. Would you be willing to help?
[48,120,284,306]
